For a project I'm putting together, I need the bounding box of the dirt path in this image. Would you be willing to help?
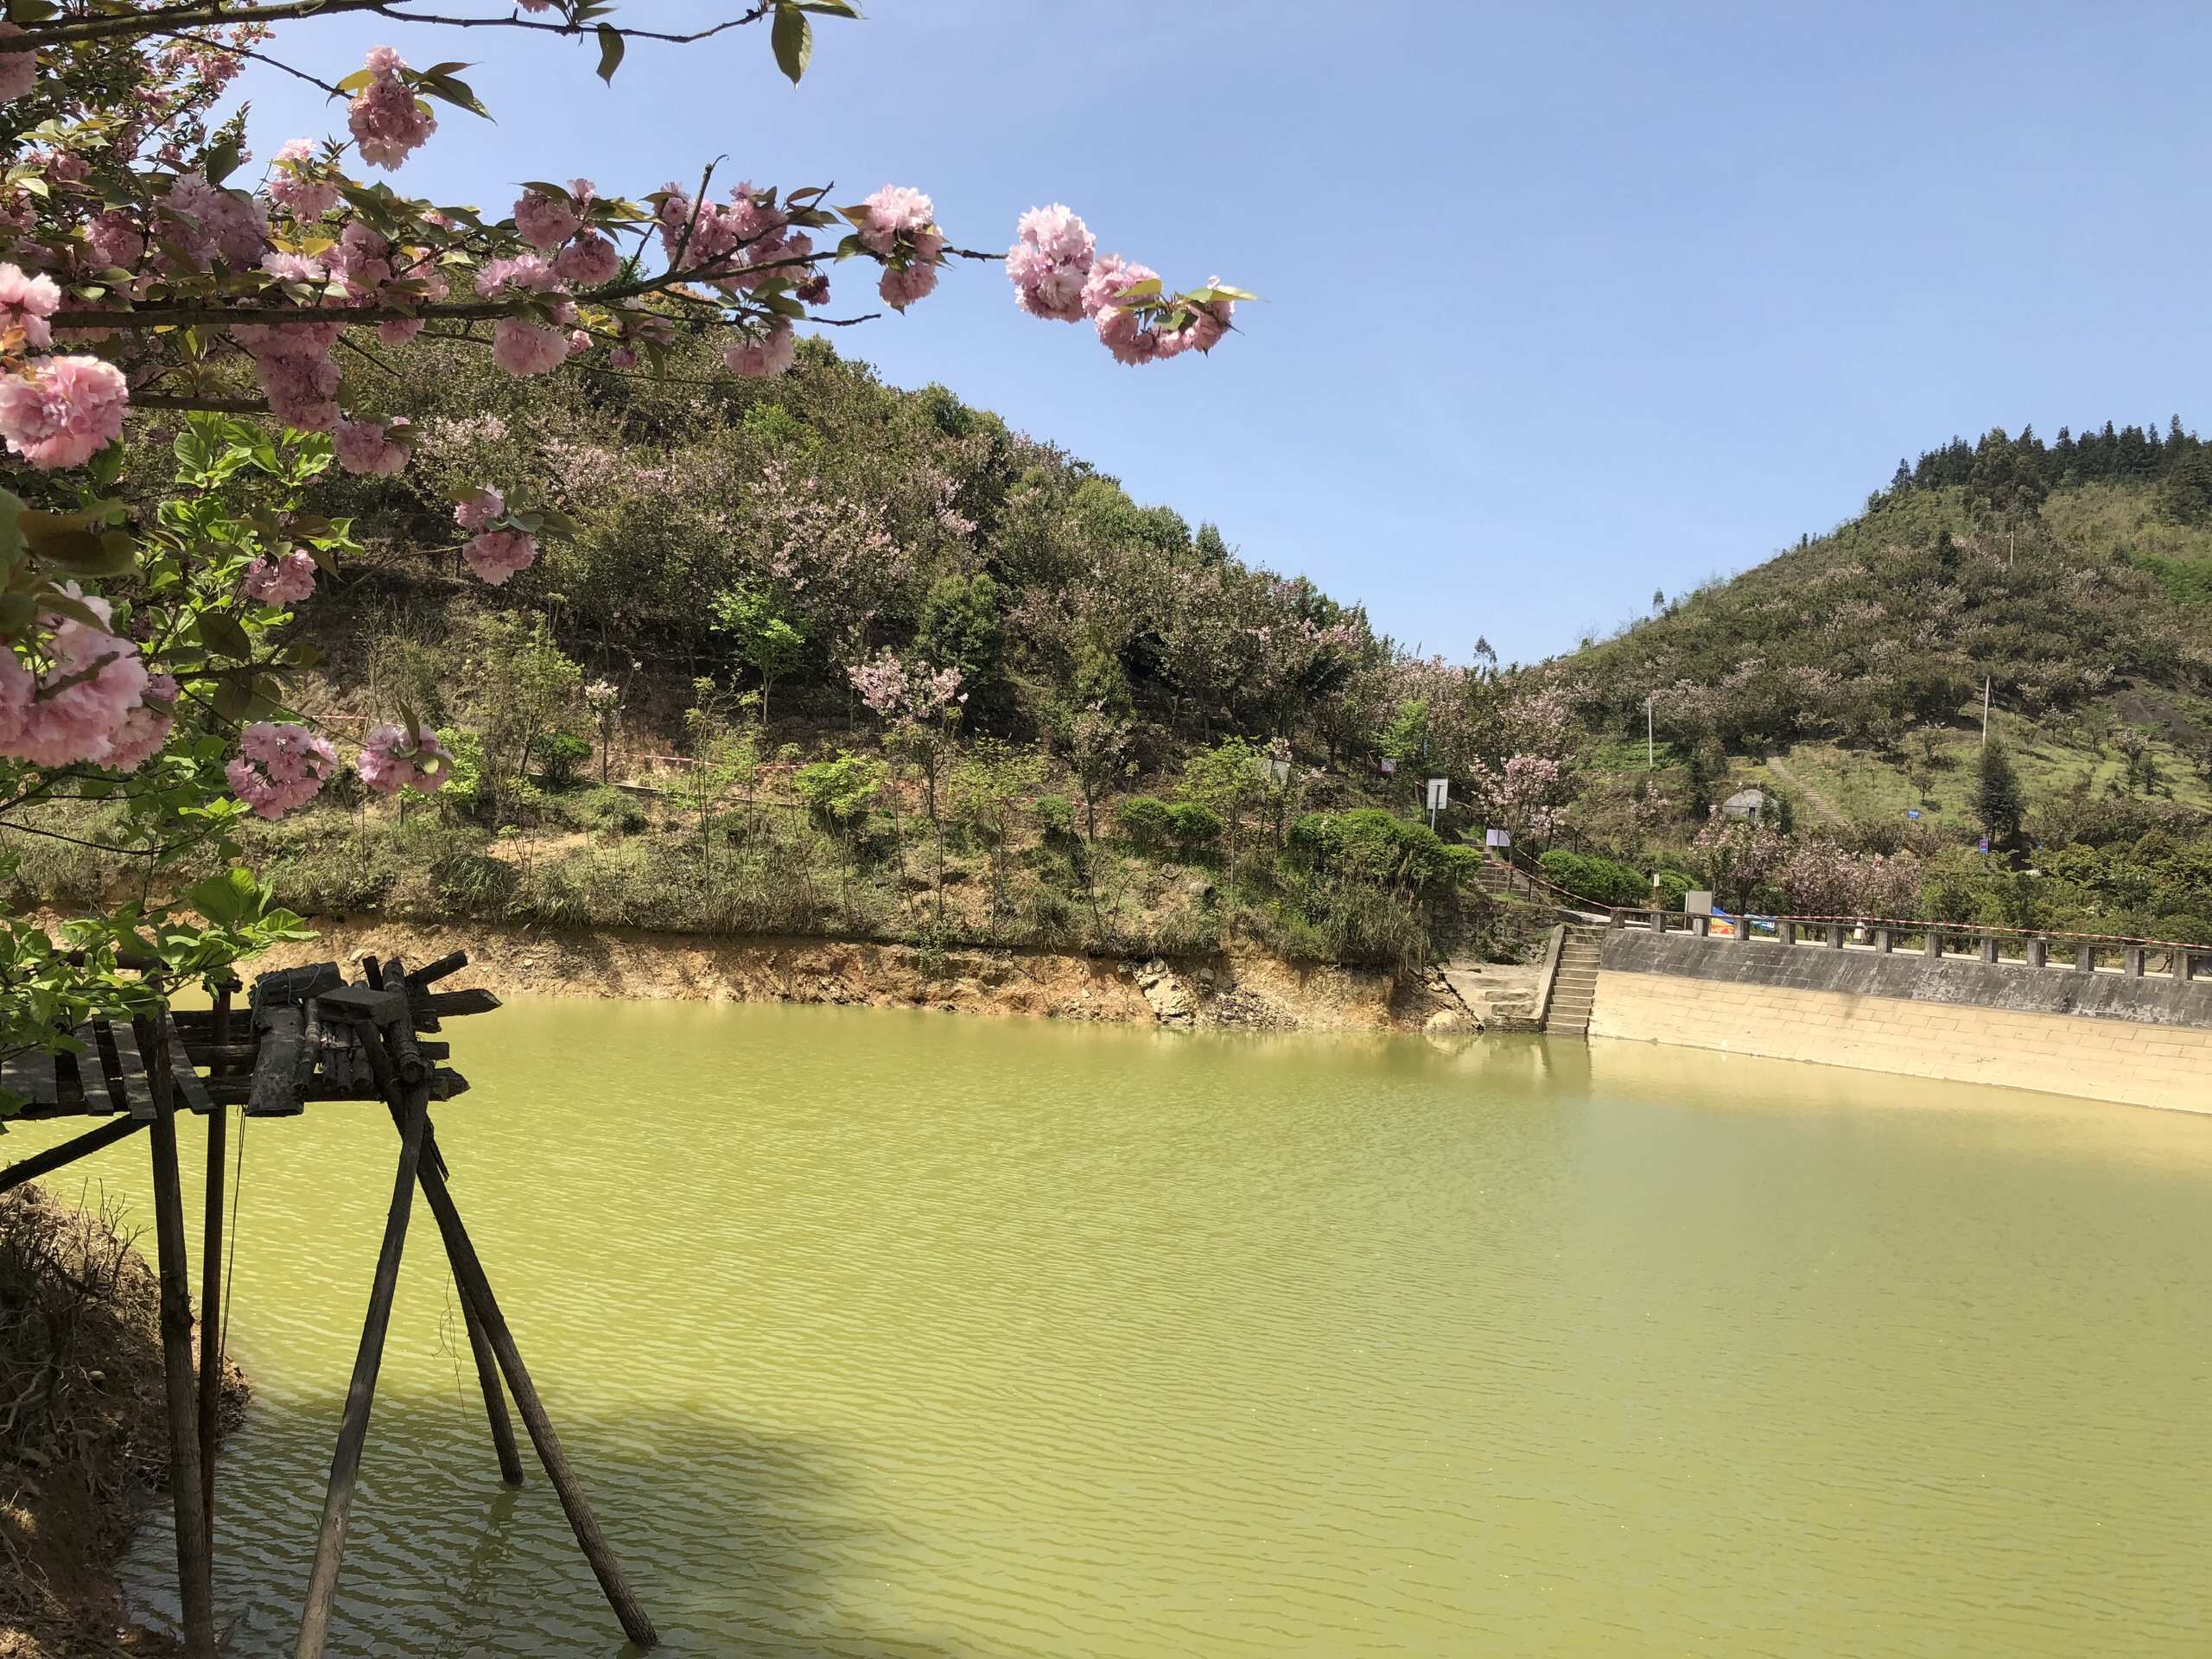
[1763,753,1850,828]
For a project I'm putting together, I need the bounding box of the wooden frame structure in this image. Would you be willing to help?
[0,951,656,1657]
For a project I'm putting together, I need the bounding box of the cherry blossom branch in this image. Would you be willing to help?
[19,0,774,48]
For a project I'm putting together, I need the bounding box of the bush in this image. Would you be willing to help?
[532,729,594,787]
[1031,794,1077,841]
[794,750,885,833]
[1166,801,1224,854]
[1294,809,1462,893]
[1537,849,1649,907]
[1115,796,1178,849]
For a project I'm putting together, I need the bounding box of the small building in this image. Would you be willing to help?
[1720,787,1774,821]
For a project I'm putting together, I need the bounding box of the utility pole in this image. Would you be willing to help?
[1981,677,1991,749]
[1647,692,1655,769]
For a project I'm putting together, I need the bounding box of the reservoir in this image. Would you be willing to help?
[20,1000,2209,1655]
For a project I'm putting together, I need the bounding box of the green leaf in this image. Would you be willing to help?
[202,136,242,187]
[595,23,625,83]
[0,487,24,572]
[0,592,32,633]
[793,0,861,14]
[185,868,260,928]
[772,2,813,83]
[210,676,251,723]
[28,528,130,578]
[196,613,252,661]
[333,68,374,95]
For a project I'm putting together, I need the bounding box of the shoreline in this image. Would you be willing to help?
[245,916,1478,1034]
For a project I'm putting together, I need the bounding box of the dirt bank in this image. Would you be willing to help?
[0,1185,248,1659]
[249,917,1478,1033]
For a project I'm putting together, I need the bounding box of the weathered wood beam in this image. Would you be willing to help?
[292,1025,429,1659]
[423,988,502,1019]
[0,1115,146,1194]
[196,986,231,1531]
[147,1023,218,1659]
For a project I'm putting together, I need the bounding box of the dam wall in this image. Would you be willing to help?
[1591,931,2212,1113]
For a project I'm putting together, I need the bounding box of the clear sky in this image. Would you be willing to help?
[228,1,2212,664]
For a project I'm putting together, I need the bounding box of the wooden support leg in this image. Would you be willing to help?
[148,1054,218,1659]
[293,1075,429,1659]
[460,1278,525,1486]
[414,1129,657,1650]
[197,1102,227,1530]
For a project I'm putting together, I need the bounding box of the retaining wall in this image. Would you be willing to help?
[1590,931,2212,1113]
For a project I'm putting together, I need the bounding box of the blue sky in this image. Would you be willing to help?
[230,2,2212,664]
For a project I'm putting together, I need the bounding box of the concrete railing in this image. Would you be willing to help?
[1605,907,2207,982]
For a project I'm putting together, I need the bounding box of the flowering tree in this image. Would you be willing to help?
[1463,684,1576,845]
[849,650,963,822]
[0,1,1244,1081]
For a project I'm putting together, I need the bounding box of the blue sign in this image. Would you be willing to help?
[1907,809,1921,821]
[1978,836,1991,853]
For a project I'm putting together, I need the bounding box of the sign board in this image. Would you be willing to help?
[1685,890,1714,916]
[1978,836,1990,853]
[1907,809,1921,821]
[1254,757,1291,785]
[1425,778,1449,811]
[1379,758,1397,775]
[1485,827,1510,848]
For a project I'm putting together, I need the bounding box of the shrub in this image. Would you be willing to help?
[1297,809,1462,893]
[794,750,886,833]
[1537,849,1649,908]
[1115,796,1178,849]
[532,729,594,787]
[1031,794,1078,842]
[1166,801,1224,854]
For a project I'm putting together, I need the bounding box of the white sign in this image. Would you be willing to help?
[1685,890,1714,916]
[1425,777,1449,810]
[1485,827,1511,848]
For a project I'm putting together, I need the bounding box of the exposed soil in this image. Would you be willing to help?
[245,915,1479,1033]
[0,1185,248,1659]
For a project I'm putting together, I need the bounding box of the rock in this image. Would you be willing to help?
[1133,958,1195,1027]
[1425,1007,1476,1033]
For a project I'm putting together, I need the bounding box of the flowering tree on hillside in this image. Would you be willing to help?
[0,0,1246,1080]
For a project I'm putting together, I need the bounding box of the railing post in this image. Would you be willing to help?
[1732,916,1749,944]
[2181,949,2197,984]
[2075,943,2094,973]
[1608,908,1624,930]
[1980,935,1999,965]
[1779,920,1796,946]
[1874,927,1891,954]
[1694,914,1709,938]
[2027,938,2047,969]
[1924,930,1942,959]
[1827,924,1845,949]
[2126,944,2145,977]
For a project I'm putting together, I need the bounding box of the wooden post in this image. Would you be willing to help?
[407,1125,657,1649]
[197,986,230,1531]
[461,1286,525,1486]
[293,1039,428,1659]
[0,1116,147,1195]
[146,1017,217,1659]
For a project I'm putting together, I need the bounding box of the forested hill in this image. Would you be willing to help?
[1564,421,2212,766]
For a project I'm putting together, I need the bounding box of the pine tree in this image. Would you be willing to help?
[1976,738,2029,847]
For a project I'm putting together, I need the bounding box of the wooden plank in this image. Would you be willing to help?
[424,988,500,1019]
[64,1027,106,1114]
[147,1065,217,1659]
[111,1021,156,1121]
[164,1027,215,1116]
[247,1006,306,1117]
[251,961,343,1009]
[405,950,469,987]
[0,1046,58,1109]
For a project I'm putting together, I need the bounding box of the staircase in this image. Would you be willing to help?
[1543,925,1606,1037]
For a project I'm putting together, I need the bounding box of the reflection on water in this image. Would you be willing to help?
[16,1001,2208,1656]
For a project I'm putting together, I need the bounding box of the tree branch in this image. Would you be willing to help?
[23,0,772,49]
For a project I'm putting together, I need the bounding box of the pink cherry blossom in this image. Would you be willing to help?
[156,172,267,271]
[462,529,537,585]
[512,188,580,251]
[377,317,425,346]
[334,416,409,475]
[878,263,938,311]
[454,486,504,531]
[607,345,638,370]
[553,231,620,286]
[101,673,175,774]
[475,252,563,298]
[0,23,35,104]
[856,185,934,257]
[723,320,796,378]
[226,720,338,818]
[259,251,327,285]
[348,48,435,170]
[491,317,568,377]
[232,321,341,431]
[566,328,591,358]
[84,210,144,271]
[0,263,60,348]
[356,721,453,794]
[0,594,150,766]
[0,354,129,469]
[268,138,340,221]
[243,548,317,605]
[1007,204,1095,322]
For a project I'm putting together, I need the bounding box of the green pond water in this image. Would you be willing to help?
[15,1000,2212,1656]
